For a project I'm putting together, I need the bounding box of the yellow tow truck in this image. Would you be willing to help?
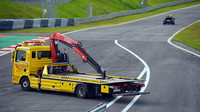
[11,33,149,98]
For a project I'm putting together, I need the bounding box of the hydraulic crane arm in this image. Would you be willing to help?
[50,33,106,79]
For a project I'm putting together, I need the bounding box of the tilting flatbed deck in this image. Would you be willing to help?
[46,72,141,84]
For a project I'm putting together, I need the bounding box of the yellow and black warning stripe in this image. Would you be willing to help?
[42,74,50,77]
[61,76,69,80]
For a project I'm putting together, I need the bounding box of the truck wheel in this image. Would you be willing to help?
[21,77,31,91]
[76,84,88,98]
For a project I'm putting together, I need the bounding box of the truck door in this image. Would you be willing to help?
[13,50,28,81]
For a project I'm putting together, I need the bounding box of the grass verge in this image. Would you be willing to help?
[172,21,200,51]
[0,0,42,19]
[0,0,179,19]
[1,1,200,34]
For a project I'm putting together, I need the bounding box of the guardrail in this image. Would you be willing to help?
[0,0,198,31]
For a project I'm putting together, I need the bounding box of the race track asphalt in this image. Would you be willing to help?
[0,5,200,112]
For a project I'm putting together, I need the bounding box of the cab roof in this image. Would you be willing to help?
[16,45,50,51]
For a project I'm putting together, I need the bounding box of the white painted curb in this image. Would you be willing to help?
[168,20,200,58]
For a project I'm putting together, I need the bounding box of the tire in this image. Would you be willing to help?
[21,77,31,91]
[76,84,88,98]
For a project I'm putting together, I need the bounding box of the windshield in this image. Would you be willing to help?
[16,50,26,62]
[165,17,172,20]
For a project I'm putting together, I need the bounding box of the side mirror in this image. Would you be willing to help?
[11,51,15,63]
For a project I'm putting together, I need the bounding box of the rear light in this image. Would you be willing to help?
[110,86,120,89]
[124,84,128,87]
[140,84,145,88]
[114,86,120,89]
[133,83,137,86]
[133,83,145,87]
[110,86,121,92]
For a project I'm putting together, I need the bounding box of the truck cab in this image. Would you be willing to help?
[11,41,52,87]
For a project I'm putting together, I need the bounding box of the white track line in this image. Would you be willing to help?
[105,40,150,111]
[122,68,150,112]
[168,20,200,58]
[106,95,122,108]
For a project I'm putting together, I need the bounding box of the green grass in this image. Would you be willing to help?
[0,0,179,19]
[57,0,179,18]
[172,21,200,51]
[2,1,200,33]
[0,0,42,19]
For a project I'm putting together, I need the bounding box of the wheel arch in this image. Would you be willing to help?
[19,76,29,84]
[74,82,89,93]
[75,82,92,98]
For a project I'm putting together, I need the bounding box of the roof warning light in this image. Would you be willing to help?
[21,41,46,46]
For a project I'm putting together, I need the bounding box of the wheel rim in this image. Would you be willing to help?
[23,81,28,88]
[78,86,85,96]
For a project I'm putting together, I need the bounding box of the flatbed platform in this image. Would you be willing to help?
[44,72,139,84]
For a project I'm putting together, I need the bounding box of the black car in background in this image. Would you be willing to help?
[163,15,175,25]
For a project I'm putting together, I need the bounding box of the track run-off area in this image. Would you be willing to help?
[0,4,200,112]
